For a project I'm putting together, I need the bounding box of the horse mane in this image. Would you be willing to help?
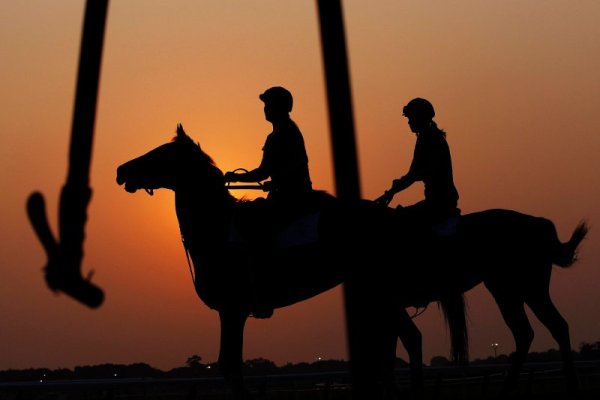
[171,132,217,168]
[170,130,243,207]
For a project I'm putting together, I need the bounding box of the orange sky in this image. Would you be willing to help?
[1,0,599,371]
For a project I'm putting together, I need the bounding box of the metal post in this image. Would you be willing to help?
[316,0,361,201]
[316,0,370,396]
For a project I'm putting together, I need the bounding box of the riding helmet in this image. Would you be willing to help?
[260,86,293,113]
[403,98,435,120]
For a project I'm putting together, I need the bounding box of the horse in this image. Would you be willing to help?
[116,125,588,399]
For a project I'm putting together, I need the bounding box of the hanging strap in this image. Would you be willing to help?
[181,236,196,284]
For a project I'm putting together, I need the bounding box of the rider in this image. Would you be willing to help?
[224,87,314,319]
[377,98,459,231]
[224,86,313,208]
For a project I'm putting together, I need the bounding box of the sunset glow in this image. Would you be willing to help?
[1,1,599,371]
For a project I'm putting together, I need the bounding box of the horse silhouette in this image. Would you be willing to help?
[116,125,587,399]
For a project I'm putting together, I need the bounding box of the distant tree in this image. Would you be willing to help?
[71,363,162,379]
[496,354,509,364]
[281,361,311,374]
[0,368,55,382]
[74,364,116,379]
[186,355,203,369]
[243,358,278,375]
[51,368,74,380]
[123,363,161,378]
[578,341,600,360]
[528,349,562,363]
[472,356,498,365]
[311,359,349,372]
[430,356,452,367]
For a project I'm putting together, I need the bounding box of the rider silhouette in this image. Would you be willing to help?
[224,87,314,318]
[224,86,313,208]
[377,98,459,230]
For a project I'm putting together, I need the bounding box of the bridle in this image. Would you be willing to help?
[225,168,269,191]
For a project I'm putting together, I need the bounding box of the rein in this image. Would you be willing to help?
[225,168,270,191]
[411,305,428,319]
[181,235,196,284]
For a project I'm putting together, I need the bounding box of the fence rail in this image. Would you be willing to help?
[2,361,600,399]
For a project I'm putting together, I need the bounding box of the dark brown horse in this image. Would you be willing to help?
[116,125,587,399]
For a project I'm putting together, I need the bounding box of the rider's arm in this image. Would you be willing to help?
[377,173,414,205]
[390,174,416,194]
[228,136,272,183]
[387,138,423,196]
[236,164,269,183]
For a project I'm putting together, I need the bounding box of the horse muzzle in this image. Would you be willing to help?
[116,165,139,193]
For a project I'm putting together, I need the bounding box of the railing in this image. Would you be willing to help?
[2,361,600,399]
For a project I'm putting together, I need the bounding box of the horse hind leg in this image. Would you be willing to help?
[377,307,424,400]
[396,308,424,395]
[487,287,534,396]
[526,291,578,394]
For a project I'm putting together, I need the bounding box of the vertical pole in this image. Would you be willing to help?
[316,0,369,397]
[67,0,109,187]
[27,0,109,308]
[60,0,109,306]
[315,0,361,201]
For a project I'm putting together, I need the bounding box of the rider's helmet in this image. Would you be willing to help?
[260,86,293,113]
[403,98,435,120]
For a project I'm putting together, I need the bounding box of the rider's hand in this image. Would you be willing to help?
[262,180,273,192]
[224,171,238,182]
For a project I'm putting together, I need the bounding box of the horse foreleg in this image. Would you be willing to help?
[377,320,400,400]
[218,309,249,399]
[397,309,424,394]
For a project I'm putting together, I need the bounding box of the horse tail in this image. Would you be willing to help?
[439,294,469,365]
[552,221,589,268]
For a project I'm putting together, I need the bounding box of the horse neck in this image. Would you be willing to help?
[174,180,233,256]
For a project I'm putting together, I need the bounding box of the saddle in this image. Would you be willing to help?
[395,204,462,240]
[229,190,335,252]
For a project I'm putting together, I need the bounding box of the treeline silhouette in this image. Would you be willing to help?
[0,358,353,383]
[3,342,600,383]
[432,340,600,366]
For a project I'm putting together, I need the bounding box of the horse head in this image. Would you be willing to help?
[116,124,223,195]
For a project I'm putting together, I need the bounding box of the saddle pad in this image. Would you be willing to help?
[228,212,320,252]
[273,212,320,251]
[432,215,459,237]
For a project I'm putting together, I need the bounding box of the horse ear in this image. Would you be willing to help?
[176,123,186,138]
[175,123,203,150]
